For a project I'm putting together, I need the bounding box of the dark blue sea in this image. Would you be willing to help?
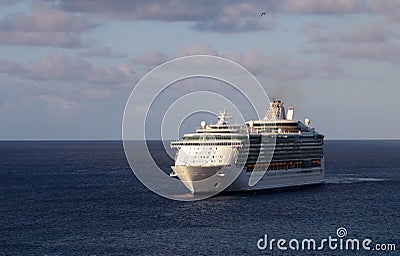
[1,140,399,255]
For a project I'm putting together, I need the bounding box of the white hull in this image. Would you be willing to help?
[172,164,324,193]
[171,164,242,193]
[227,168,324,192]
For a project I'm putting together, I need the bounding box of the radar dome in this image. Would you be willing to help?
[305,118,310,127]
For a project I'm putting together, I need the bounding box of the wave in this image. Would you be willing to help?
[325,176,387,184]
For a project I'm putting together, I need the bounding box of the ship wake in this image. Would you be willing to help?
[326,176,387,184]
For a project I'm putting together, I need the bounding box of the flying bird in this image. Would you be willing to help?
[261,12,266,16]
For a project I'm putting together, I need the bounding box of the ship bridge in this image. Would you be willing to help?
[195,109,246,134]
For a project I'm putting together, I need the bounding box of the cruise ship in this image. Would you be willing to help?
[170,100,324,193]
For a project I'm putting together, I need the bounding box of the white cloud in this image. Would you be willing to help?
[177,43,217,56]
[57,0,277,33]
[0,1,95,47]
[277,0,367,14]
[304,22,397,43]
[0,31,86,48]
[81,46,125,58]
[323,42,400,62]
[370,0,400,21]
[301,21,400,63]
[134,50,168,66]
[35,95,76,110]
[133,44,346,80]
[0,54,135,82]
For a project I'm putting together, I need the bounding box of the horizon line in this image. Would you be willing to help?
[0,138,399,142]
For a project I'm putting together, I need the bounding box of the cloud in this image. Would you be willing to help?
[35,95,77,110]
[276,0,367,15]
[192,18,275,33]
[0,1,94,32]
[224,49,346,80]
[0,60,21,73]
[133,43,346,80]
[87,64,135,83]
[0,31,86,48]
[301,21,400,63]
[277,2,400,66]
[0,54,135,83]
[177,43,217,56]
[0,0,17,5]
[55,0,400,26]
[83,88,112,99]
[309,43,400,63]
[81,46,125,58]
[0,1,95,47]
[59,0,207,21]
[369,0,400,21]
[58,0,371,18]
[0,54,138,108]
[191,2,276,32]
[56,0,276,33]
[304,22,397,43]
[134,50,168,66]
[47,0,400,36]
[41,56,91,81]
[133,44,217,66]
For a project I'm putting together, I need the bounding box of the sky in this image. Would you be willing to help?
[0,0,399,140]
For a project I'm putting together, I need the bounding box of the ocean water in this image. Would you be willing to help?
[0,140,399,255]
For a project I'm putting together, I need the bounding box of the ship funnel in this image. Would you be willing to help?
[287,106,294,120]
[264,99,286,120]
